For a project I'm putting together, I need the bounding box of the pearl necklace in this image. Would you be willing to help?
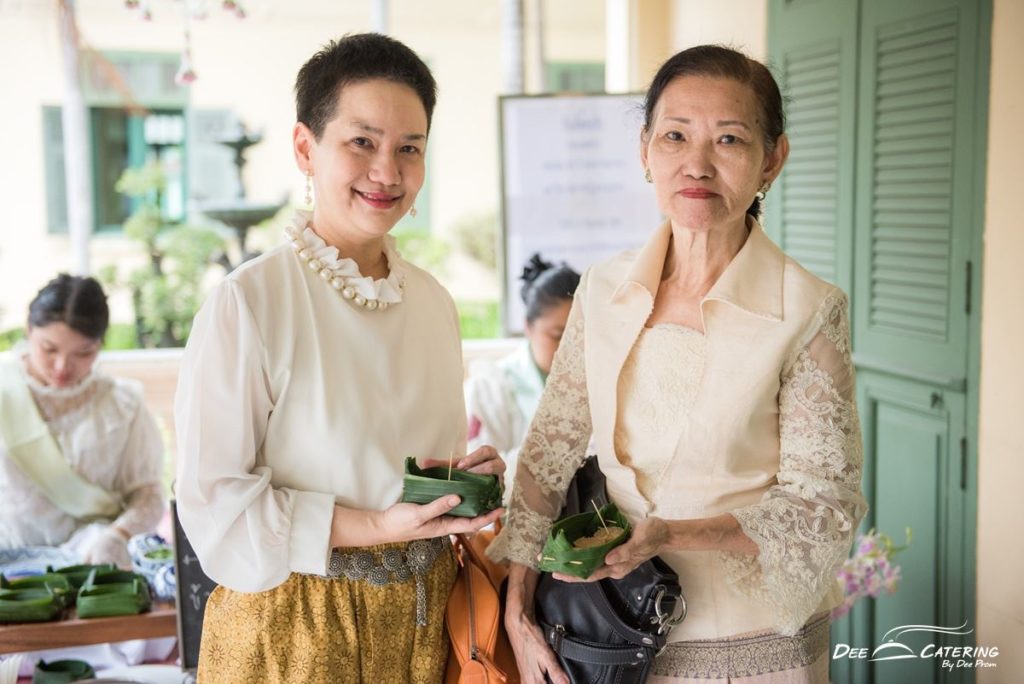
[284,220,404,311]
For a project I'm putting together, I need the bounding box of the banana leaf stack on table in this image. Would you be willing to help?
[76,568,151,618]
[537,502,632,579]
[49,563,117,591]
[400,456,502,518]
[0,564,151,623]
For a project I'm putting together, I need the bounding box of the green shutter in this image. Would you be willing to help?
[767,0,858,294]
[769,2,987,683]
[546,62,606,93]
[42,106,68,235]
[852,0,981,384]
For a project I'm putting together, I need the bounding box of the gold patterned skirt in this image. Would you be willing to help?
[197,538,457,684]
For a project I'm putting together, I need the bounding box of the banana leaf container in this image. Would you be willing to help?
[537,503,631,579]
[0,586,63,623]
[32,658,96,683]
[0,572,73,608]
[76,568,151,619]
[48,563,118,591]
[400,457,502,518]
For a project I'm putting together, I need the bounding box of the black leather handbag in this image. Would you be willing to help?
[534,457,687,684]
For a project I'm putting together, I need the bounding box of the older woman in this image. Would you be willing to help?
[489,45,867,684]
[175,34,504,684]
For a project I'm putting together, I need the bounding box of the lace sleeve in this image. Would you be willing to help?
[112,392,166,535]
[113,484,165,536]
[487,276,592,568]
[720,290,868,636]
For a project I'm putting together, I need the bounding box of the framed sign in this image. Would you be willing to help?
[499,93,661,333]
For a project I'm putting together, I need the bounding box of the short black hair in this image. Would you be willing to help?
[520,253,581,325]
[28,274,110,340]
[643,45,785,218]
[295,33,437,139]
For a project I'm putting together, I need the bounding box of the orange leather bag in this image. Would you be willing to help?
[445,527,520,684]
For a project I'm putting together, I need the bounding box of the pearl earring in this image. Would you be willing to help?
[644,168,653,183]
[409,205,418,218]
[755,181,771,202]
[304,171,313,206]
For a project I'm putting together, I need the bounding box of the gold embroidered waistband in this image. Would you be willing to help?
[651,613,830,679]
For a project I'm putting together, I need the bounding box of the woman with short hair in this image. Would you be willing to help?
[175,33,504,683]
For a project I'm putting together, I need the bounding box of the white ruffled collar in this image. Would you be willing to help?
[285,210,407,304]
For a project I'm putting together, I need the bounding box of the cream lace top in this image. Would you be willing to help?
[0,353,166,550]
[488,221,867,640]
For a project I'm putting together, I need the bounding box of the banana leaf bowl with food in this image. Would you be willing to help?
[399,456,502,518]
[537,502,631,579]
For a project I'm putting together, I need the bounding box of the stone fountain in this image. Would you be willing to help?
[200,122,287,269]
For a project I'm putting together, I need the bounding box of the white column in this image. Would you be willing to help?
[502,0,525,94]
[370,0,388,34]
[526,0,546,93]
[59,0,92,274]
[605,0,635,93]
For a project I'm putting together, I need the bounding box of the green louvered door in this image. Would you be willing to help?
[853,1,983,682]
[853,0,978,384]
[765,0,858,295]
[769,1,987,683]
[767,4,864,681]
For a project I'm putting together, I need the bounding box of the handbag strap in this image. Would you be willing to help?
[539,619,657,666]
[581,579,669,649]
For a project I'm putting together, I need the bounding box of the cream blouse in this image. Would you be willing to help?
[615,325,705,502]
[175,225,466,594]
[0,353,165,551]
[489,219,868,640]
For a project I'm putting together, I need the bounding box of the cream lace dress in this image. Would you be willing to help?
[0,351,166,566]
[488,243,865,682]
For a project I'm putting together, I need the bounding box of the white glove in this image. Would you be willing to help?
[82,526,132,569]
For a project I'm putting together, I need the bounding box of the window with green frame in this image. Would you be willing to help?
[42,51,188,234]
[546,61,606,93]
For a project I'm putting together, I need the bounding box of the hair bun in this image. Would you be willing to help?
[519,253,554,285]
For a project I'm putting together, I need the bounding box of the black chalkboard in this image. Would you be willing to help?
[171,500,217,671]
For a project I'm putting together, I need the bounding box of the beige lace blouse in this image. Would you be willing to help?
[487,219,867,641]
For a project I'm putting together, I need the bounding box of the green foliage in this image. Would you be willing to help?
[456,300,500,339]
[451,211,499,270]
[0,324,136,352]
[394,229,450,274]
[115,163,167,198]
[0,328,24,352]
[102,324,138,350]
[104,161,224,348]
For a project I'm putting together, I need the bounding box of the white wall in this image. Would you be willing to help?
[0,0,605,329]
[670,0,767,59]
[976,0,1024,679]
